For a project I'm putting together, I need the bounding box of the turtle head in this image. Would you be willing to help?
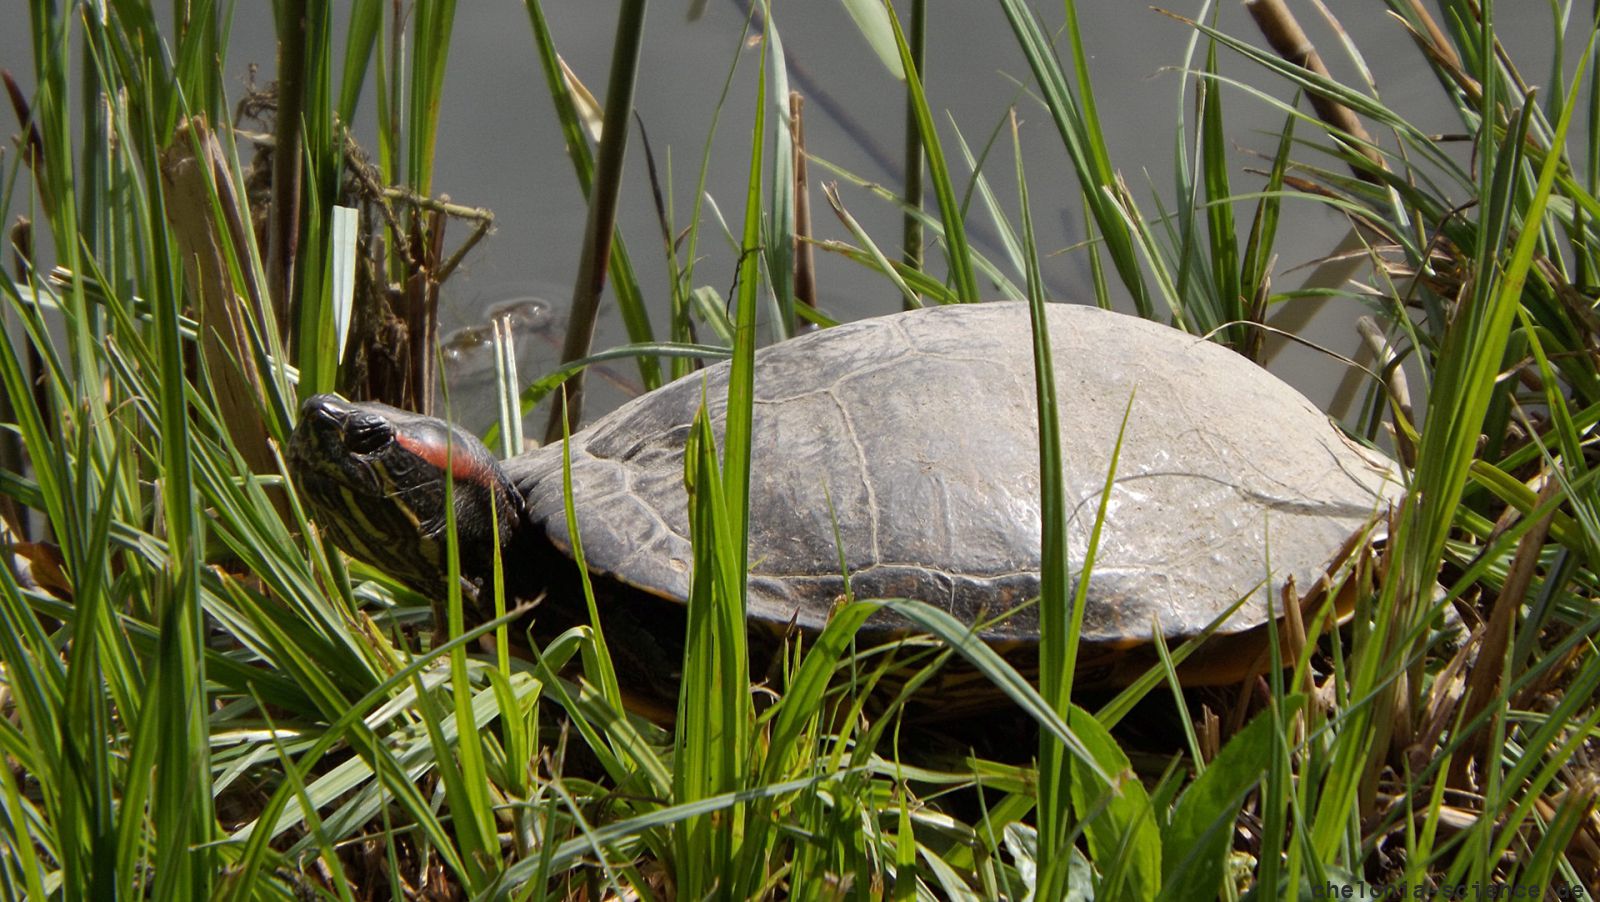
[288,394,524,596]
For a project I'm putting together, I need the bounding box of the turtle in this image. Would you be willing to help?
[288,301,1402,704]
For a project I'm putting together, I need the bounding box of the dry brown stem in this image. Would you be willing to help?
[1449,475,1562,790]
[159,117,276,484]
[1243,0,1386,180]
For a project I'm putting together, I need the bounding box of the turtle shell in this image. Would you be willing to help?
[505,302,1400,647]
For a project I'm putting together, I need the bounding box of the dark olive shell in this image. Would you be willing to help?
[505,302,1400,646]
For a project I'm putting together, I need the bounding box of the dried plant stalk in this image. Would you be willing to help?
[159,118,275,480]
[1244,0,1387,179]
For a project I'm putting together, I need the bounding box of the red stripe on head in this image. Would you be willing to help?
[394,432,495,485]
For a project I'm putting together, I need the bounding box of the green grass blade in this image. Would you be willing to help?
[1159,710,1278,901]
[995,0,1151,315]
[337,0,383,122]
[1066,704,1161,901]
[559,392,622,712]
[436,442,500,886]
[1012,108,1080,897]
[886,0,977,301]
[671,29,767,885]
[764,18,796,338]
[673,404,753,896]
[1198,39,1242,339]
[532,0,658,441]
[406,0,456,195]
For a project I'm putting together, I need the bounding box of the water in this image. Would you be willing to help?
[0,2,1564,428]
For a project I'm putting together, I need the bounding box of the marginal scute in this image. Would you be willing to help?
[506,302,1402,646]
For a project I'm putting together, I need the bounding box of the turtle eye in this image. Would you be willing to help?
[345,420,393,455]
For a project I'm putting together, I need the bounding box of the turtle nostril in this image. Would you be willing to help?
[299,394,352,429]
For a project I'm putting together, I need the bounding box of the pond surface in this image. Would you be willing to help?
[0,2,1563,432]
